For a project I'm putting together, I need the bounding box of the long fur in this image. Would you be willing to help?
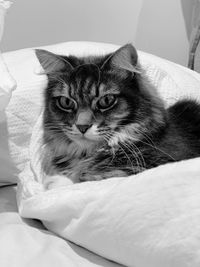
[35,44,200,182]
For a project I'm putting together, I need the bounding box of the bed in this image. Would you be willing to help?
[0,186,124,267]
[1,41,200,267]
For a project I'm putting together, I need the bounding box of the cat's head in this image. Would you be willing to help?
[35,44,165,152]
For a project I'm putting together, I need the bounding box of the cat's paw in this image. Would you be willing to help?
[43,174,73,190]
[80,174,103,182]
[80,170,127,181]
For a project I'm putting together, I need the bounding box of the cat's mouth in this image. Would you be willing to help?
[68,133,97,143]
[71,135,101,153]
[77,135,93,141]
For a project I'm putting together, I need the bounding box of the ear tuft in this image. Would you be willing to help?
[35,49,73,74]
[101,44,140,77]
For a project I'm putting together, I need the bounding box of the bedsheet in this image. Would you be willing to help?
[0,186,122,267]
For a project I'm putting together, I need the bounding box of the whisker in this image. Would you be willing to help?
[112,130,145,171]
[124,140,146,170]
[104,131,138,173]
[131,126,175,161]
[101,133,117,164]
[112,120,175,161]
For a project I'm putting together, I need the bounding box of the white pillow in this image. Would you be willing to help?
[0,1,16,185]
[18,156,200,267]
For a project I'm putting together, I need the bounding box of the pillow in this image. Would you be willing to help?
[0,0,16,185]
[18,114,200,267]
[2,41,200,184]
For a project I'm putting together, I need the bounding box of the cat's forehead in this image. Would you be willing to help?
[70,80,119,98]
[52,71,120,100]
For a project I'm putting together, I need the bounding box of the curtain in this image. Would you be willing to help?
[188,0,200,71]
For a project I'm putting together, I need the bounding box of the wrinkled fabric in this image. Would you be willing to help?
[0,186,122,267]
[0,0,15,111]
[18,145,200,267]
[0,0,16,186]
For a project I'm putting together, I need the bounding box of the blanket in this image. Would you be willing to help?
[0,186,122,267]
[18,156,200,267]
[17,44,200,267]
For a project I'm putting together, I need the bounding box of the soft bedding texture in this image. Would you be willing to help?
[0,186,122,267]
[18,157,200,267]
[11,42,200,267]
[0,0,16,185]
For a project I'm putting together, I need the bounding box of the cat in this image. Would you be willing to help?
[35,44,200,184]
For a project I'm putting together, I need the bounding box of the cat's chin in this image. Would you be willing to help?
[70,135,98,147]
[69,136,101,155]
[68,133,102,143]
[75,136,95,143]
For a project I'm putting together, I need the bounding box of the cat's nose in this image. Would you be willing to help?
[76,124,92,134]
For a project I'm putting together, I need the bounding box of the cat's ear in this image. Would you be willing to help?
[35,49,73,74]
[101,44,140,78]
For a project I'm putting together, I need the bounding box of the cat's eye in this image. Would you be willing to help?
[56,96,76,112]
[97,94,117,110]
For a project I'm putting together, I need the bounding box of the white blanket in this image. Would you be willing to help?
[16,42,200,267]
[18,157,200,267]
[0,187,122,267]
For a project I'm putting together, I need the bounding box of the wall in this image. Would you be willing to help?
[135,0,191,65]
[1,0,193,66]
[1,0,143,50]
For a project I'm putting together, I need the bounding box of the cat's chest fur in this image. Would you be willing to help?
[57,155,90,183]
[45,137,106,182]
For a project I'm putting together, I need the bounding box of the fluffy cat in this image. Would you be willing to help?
[35,44,200,183]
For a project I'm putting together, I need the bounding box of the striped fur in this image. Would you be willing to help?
[36,44,200,183]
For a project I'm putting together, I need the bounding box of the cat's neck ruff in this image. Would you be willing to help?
[108,123,143,147]
[68,138,99,156]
